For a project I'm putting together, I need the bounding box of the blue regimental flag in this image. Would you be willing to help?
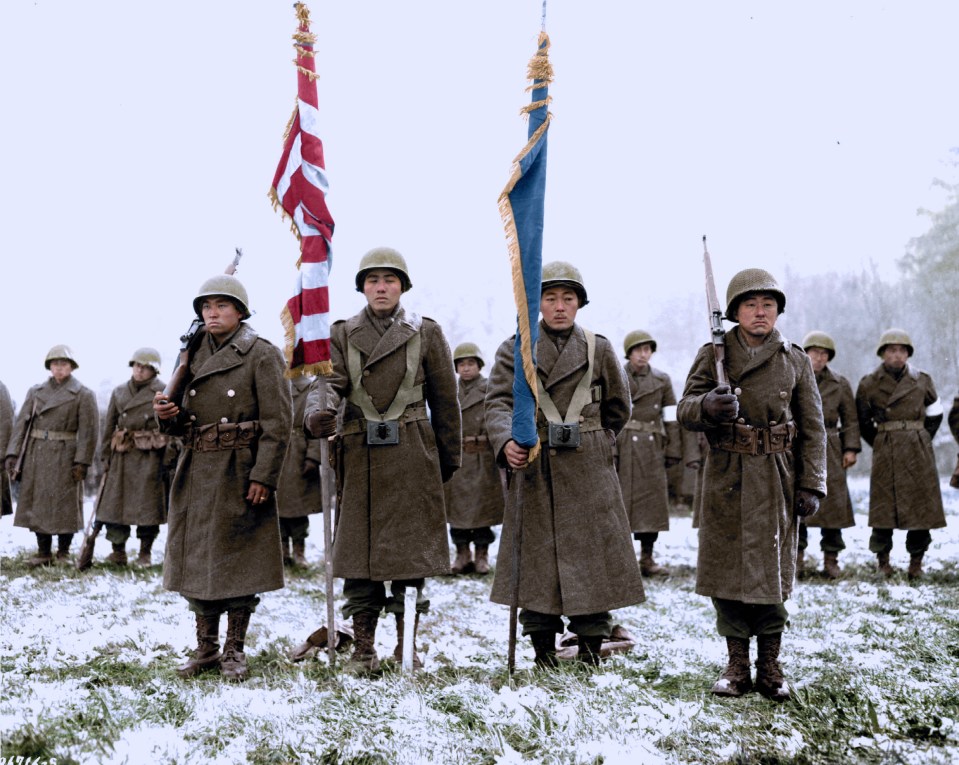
[497,32,553,464]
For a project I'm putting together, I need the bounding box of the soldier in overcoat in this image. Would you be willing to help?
[444,342,505,575]
[275,374,325,568]
[855,329,945,579]
[679,268,825,701]
[96,348,173,566]
[5,345,99,566]
[486,262,645,668]
[304,247,461,673]
[615,329,682,576]
[798,332,861,579]
[0,380,14,518]
[950,393,959,490]
[154,274,292,682]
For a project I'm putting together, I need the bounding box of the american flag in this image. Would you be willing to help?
[271,2,334,377]
[497,31,553,464]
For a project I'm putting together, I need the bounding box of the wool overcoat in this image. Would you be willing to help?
[804,366,860,529]
[276,376,324,520]
[161,325,291,601]
[306,305,461,581]
[679,328,826,604]
[855,363,945,530]
[97,377,172,527]
[0,381,14,517]
[6,376,99,534]
[444,375,505,529]
[486,323,646,616]
[616,363,682,533]
[950,395,959,443]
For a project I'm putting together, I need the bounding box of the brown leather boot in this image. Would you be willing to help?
[577,635,604,666]
[392,612,424,670]
[755,633,790,702]
[220,609,252,682]
[55,534,73,564]
[823,551,841,579]
[450,543,474,575]
[282,536,292,567]
[711,637,752,696]
[639,547,669,577]
[27,533,54,568]
[176,614,221,678]
[908,553,924,580]
[292,540,308,567]
[877,551,895,577]
[137,537,155,566]
[530,631,559,670]
[345,611,380,674]
[106,543,128,566]
[473,545,490,575]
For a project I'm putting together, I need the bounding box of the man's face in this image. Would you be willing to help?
[806,347,830,374]
[540,286,579,330]
[201,296,243,342]
[456,358,480,381]
[363,269,403,317]
[48,359,73,383]
[881,344,909,371]
[735,292,779,340]
[628,343,654,372]
[131,362,157,383]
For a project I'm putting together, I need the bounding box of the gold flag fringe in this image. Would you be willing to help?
[281,304,333,378]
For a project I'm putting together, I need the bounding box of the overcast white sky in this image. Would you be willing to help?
[1,1,956,407]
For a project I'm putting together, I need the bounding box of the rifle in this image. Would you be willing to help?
[11,398,40,482]
[76,470,108,571]
[160,248,244,406]
[703,236,729,387]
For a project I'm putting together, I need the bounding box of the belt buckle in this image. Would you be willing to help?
[548,422,581,448]
[367,420,399,445]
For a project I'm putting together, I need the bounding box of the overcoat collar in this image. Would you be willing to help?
[119,378,162,412]
[37,376,82,413]
[538,321,588,390]
[192,324,258,383]
[345,304,422,368]
[883,362,920,406]
[458,376,487,410]
[624,362,661,400]
[726,327,790,380]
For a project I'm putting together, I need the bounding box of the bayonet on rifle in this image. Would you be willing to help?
[703,235,729,387]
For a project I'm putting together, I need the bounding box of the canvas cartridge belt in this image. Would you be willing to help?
[537,416,606,449]
[110,428,171,452]
[710,421,797,456]
[462,435,490,454]
[339,405,429,444]
[187,420,260,452]
[623,419,666,436]
[876,420,924,432]
[30,429,77,441]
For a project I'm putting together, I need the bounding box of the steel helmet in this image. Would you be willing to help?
[129,347,162,373]
[623,329,657,357]
[541,261,589,307]
[193,274,251,319]
[801,331,836,361]
[354,247,412,292]
[725,268,786,322]
[876,328,914,357]
[452,342,485,369]
[45,344,78,370]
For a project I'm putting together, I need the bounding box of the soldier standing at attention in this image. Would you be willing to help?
[96,348,174,566]
[797,332,861,579]
[0,380,14,519]
[855,329,945,580]
[616,329,682,577]
[5,346,99,566]
[154,274,292,682]
[949,393,959,490]
[303,247,461,673]
[679,269,825,701]
[486,261,645,668]
[276,374,325,568]
[445,342,505,575]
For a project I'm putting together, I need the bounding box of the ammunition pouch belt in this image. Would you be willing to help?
[537,416,606,449]
[338,406,429,442]
[710,421,797,456]
[30,429,77,442]
[187,420,261,452]
[462,435,490,455]
[623,419,666,437]
[110,428,171,453]
[876,420,924,433]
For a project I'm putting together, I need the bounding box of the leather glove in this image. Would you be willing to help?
[306,409,337,438]
[71,463,88,483]
[703,385,739,423]
[441,463,457,483]
[664,456,681,468]
[302,458,320,478]
[795,489,820,518]
[4,455,17,478]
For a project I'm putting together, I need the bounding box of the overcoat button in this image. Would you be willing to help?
[779,391,788,399]
[632,435,638,442]
[363,370,371,377]
[227,390,235,397]
[189,415,197,421]
[221,417,228,423]
[653,404,659,409]
[737,418,745,424]
[648,435,654,441]
[550,449,557,456]
[734,387,742,395]
[769,421,776,426]
[189,389,196,397]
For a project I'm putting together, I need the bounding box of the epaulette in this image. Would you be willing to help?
[401,312,425,332]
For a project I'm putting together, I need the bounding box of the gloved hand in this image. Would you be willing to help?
[306,409,337,438]
[703,385,739,423]
[441,463,458,483]
[664,456,681,468]
[4,455,17,478]
[795,489,820,518]
[71,463,88,483]
[302,458,320,478]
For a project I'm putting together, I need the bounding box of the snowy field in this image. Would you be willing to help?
[1,476,957,765]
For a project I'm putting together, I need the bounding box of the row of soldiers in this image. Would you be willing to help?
[3,249,957,702]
